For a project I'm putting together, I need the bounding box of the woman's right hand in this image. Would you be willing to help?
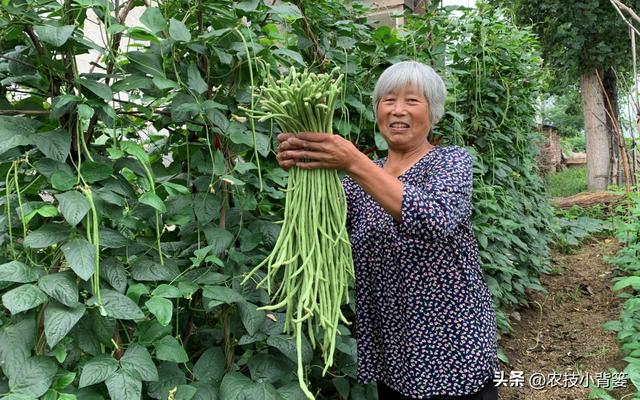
[275,133,296,170]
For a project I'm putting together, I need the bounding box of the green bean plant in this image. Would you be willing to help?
[593,191,640,399]
[406,3,554,337]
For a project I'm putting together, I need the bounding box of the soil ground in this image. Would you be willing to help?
[498,237,634,400]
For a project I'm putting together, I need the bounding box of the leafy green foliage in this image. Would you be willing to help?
[407,4,554,331]
[594,191,640,398]
[492,0,640,81]
[0,0,552,398]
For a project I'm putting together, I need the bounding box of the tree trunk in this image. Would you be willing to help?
[580,70,610,191]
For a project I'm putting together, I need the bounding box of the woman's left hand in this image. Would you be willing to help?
[276,132,360,172]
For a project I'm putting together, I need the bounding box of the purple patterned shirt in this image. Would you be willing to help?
[343,145,498,398]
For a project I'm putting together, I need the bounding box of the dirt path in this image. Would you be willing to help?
[498,237,633,400]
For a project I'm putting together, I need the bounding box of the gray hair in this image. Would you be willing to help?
[372,61,447,124]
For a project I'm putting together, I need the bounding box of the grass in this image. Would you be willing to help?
[546,166,587,197]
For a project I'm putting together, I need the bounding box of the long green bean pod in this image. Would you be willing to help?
[241,67,354,399]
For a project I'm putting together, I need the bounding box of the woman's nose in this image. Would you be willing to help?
[392,104,407,115]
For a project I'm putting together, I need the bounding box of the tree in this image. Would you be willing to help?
[492,0,639,190]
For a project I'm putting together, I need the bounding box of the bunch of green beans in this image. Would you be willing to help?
[241,67,354,399]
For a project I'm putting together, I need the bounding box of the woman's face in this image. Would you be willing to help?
[376,85,431,150]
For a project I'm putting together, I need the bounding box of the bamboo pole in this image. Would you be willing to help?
[596,70,631,193]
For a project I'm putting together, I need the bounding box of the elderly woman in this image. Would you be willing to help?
[276,61,498,400]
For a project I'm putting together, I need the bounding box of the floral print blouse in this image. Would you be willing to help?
[342,145,498,398]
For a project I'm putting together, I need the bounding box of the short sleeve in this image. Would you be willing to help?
[398,147,473,240]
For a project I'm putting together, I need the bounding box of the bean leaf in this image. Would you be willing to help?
[105,370,142,400]
[33,25,74,47]
[2,284,47,314]
[79,354,118,388]
[55,191,90,227]
[89,289,144,320]
[61,238,95,281]
[169,18,191,42]
[44,302,86,348]
[38,272,78,307]
[0,261,42,283]
[120,344,159,381]
[145,296,173,326]
[154,336,188,363]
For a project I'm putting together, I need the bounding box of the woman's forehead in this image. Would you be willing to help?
[381,84,425,97]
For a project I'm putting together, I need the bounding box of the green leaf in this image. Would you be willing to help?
[173,385,198,400]
[145,296,172,326]
[139,192,166,212]
[50,95,81,120]
[202,285,244,305]
[79,354,118,388]
[127,51,164,78]
[50,170,76,191]
[247,353,288,384]
[35,129,71,162]
[44,302,85,348]
[105,370,142,400]
[154,336,189,363]
[219,372,252,399]
[187,64,208,94]
[80,161,113,183]
[193,348,225,384]
[2,284,48,314]
[56,190,90,227]
[169,18,191,42]
[267,3,303,19]
[0,318,36,379]
[77,104,95,120]
[126,283,150,304]
[0,261,42,283]
[267,334,312,365]
[100,258,127,293]
[23,224,71,248]
[38,272,78,307]
[234,162,257,174]
[98,227,128,248]
[147,363,186,399]
[121,141,150,164]
[9,356,57,397]
[34,25,75,47]
[112,76,153,92]
[602,320,622,332]
[89,289,144,320]
[273,48,305,66]
[613,276,640,291]
[151,284,182,298]
[0,116,35,155]
[52,371,76,390]
[77,78,112,101]
[244,381,282,400]
[136,321,172,345]
[61,238,96,281]
[203,227,234,255]
[278,382,307,400]
[234,0,259,12]
[238,301,265,336]
[152,76,179,90]
[120,344,158,382]
[140,7,166,33]
[131,259,179,282]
